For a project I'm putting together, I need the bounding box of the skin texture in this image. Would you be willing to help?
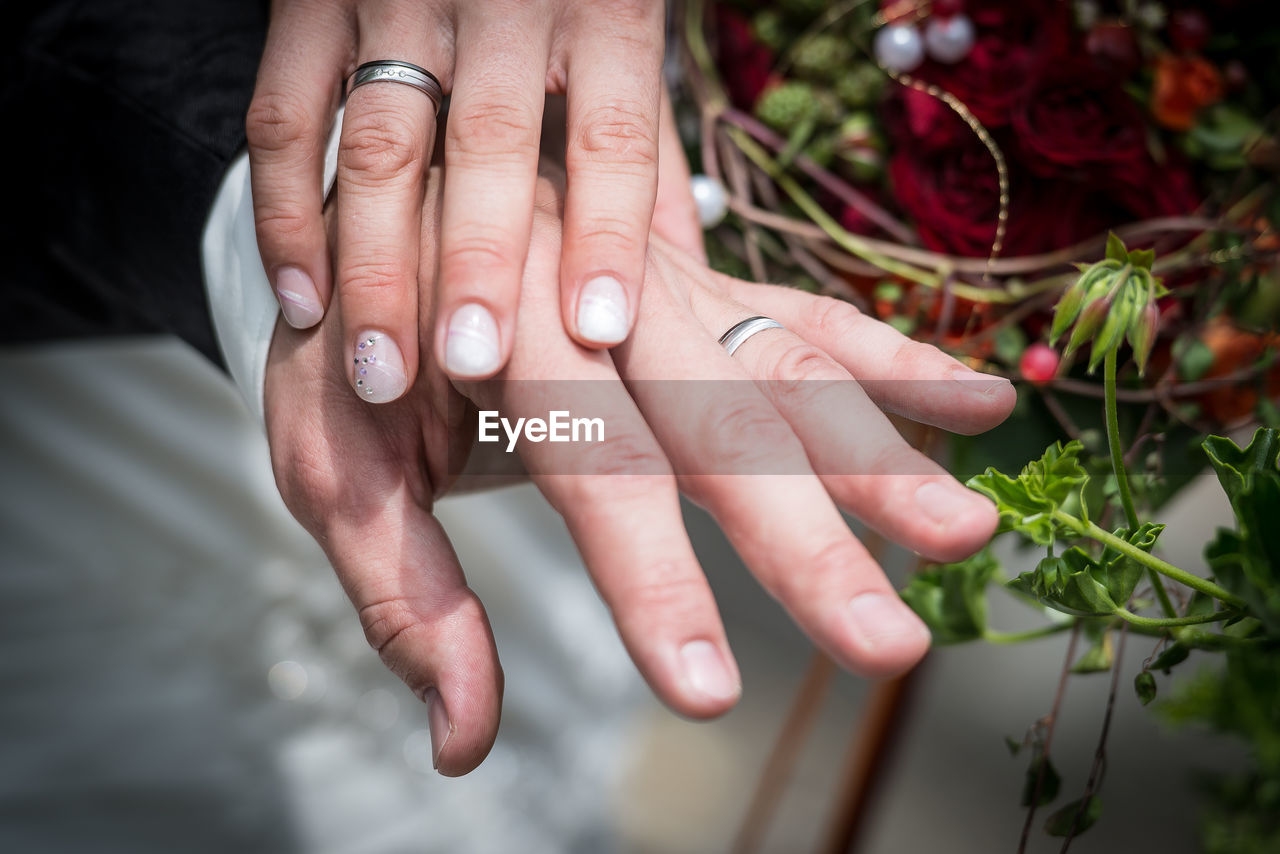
[263,164,1017,776]
[246,0,679,400]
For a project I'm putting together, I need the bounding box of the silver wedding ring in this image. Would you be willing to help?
[347,60,444,114]
[718,316,784,356]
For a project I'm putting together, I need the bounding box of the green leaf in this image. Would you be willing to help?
[1128,248,1156,271]
[1072,623,1115,674]
[1105,232,1128,264]
[1008,548,1118,617]
[967,441,1088,545]
[1135,671,1157,705]
[1175,336,1215,381]
[1006,524,1159,619]
[1004,735,1023,756]
[1203,430,1280,631]
[900,550,999,644]
[1021,754,1061,808]
[1045,795,1102,837]
[1204,428,1280,509]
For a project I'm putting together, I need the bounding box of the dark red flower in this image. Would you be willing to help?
[882,84,971,152]
[1011,62,1148,180]
[714,7,777,110]
[890,139,1119,258]
[913,0,1073,128]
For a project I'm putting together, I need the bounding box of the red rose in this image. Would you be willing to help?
[1011,62,1148,179]
[914,0,1072,127]
[882,85,970,152]
[890,139,1118,257]
[714,8,777,110]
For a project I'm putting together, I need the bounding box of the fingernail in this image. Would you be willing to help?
[351,331,407,403]
[424,688,453,771]
[680,640,740,701]
[950,365,1012,396]
[914,480,978,524]
[576,276,630,345]
[848,592,932,652]
[445,303,501,377]
[275,266,323,329]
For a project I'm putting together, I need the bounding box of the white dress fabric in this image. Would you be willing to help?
[0,146,642,851]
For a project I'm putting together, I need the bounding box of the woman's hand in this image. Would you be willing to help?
[247,0,680,402]
[262,164,1015,775]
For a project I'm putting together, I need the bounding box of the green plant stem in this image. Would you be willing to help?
[1051,509,1246,607]
[1102,348,1178,620]
[984,623,1074,644]
[1112,609,1233,629]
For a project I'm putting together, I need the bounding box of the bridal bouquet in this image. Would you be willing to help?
[680,1,1279,850]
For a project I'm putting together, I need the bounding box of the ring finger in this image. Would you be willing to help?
[333,11,451,403]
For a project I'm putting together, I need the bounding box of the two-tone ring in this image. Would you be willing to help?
[347,60,443,114]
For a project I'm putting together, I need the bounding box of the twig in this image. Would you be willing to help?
[720,107,918,244]
[1058,625,1129,852]
[822,669,920,854]
[731,654,838,854]
[1017,623,1081,854]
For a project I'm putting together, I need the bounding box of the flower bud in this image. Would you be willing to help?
[1088,278,1138,372]
[1127,277,1161,376]
[1066,294,1112,357]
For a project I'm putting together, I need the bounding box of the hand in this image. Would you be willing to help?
[247,0,689,401]
[263,166,1015,775]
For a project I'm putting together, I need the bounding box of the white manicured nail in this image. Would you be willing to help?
[350,331,407,404]
[576,276,630,346]
[445,303,501,377]
[275,266,323,329]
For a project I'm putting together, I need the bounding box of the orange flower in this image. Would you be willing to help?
[1151,53,1224,131]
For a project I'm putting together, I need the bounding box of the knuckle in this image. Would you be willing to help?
[614,564,710,624]
[357,597,423,657]
[769,342,843,409]
[571,215,645,258]
[253,203,314,244]
[804,296,863,341]
[339,110,424,179]
[578,432,670,479]
[246,91,318,153]
[699,400,795,473]
[339,256,414,297]
[570,102,658,169]
[270,441,346,522]
[448,99,540,163]
[439,227,520,278]
[775,538,867,604]
[891,338,942,376]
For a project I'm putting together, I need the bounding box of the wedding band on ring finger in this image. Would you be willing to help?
[347,60,444,113]
[718,316,785,356]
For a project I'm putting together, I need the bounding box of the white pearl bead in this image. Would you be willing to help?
[690,174,728,229]
[873,23,925,73]
[924,14,976,64]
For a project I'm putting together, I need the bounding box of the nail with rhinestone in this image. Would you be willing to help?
[349,331,407,404]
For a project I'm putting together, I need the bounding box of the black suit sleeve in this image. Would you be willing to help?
[0,1,269,367]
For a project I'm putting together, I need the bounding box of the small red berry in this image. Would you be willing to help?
[1020,343,1060,384]
[1168,9,1210,53]
[932,0,966,18]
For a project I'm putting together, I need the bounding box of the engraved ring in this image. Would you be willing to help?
[347,60,444,114]
[718,316,785,356]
